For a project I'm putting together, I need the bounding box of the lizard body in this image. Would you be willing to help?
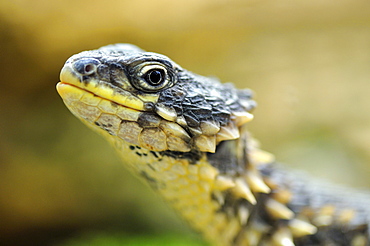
[57,44,369,246]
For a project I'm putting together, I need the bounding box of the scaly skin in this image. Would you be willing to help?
[57,44,369,246]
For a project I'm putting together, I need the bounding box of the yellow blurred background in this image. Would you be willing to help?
[0,0,369,245]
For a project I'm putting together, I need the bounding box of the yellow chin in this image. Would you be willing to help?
[56,82,192,152]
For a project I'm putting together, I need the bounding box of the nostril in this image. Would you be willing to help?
[84,64,96,74]
[73,58,100,75]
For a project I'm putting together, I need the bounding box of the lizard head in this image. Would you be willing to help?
[57,44,256,153]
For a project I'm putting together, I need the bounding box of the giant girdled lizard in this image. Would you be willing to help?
[57,44,370,246]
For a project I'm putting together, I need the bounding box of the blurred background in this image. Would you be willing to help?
[0,0,370,245]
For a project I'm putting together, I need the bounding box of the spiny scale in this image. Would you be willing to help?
[57,44,369,246]
[265,198,295,220]
[245,170,271,194]
[288,219,317,237]
[232,177,257,205]
[214,175,236,191]
[272,228,294,246]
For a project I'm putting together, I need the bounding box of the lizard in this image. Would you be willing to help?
[56,43,370,246]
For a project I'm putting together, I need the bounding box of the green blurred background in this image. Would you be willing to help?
[0,0,370,245]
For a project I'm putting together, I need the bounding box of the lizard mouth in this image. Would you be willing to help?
[57,64,195,152]
[58,63,148,111]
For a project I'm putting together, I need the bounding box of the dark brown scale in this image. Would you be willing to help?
[137,113,161,128]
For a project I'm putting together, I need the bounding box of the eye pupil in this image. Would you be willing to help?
[146,69,164,85]
[132,63,173,92]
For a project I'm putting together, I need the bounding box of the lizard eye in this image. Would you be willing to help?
[130,63,174,92]
[144,68,165,86]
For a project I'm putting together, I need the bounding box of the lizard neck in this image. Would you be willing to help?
[113,138,236,245]
[111,128,278,246]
